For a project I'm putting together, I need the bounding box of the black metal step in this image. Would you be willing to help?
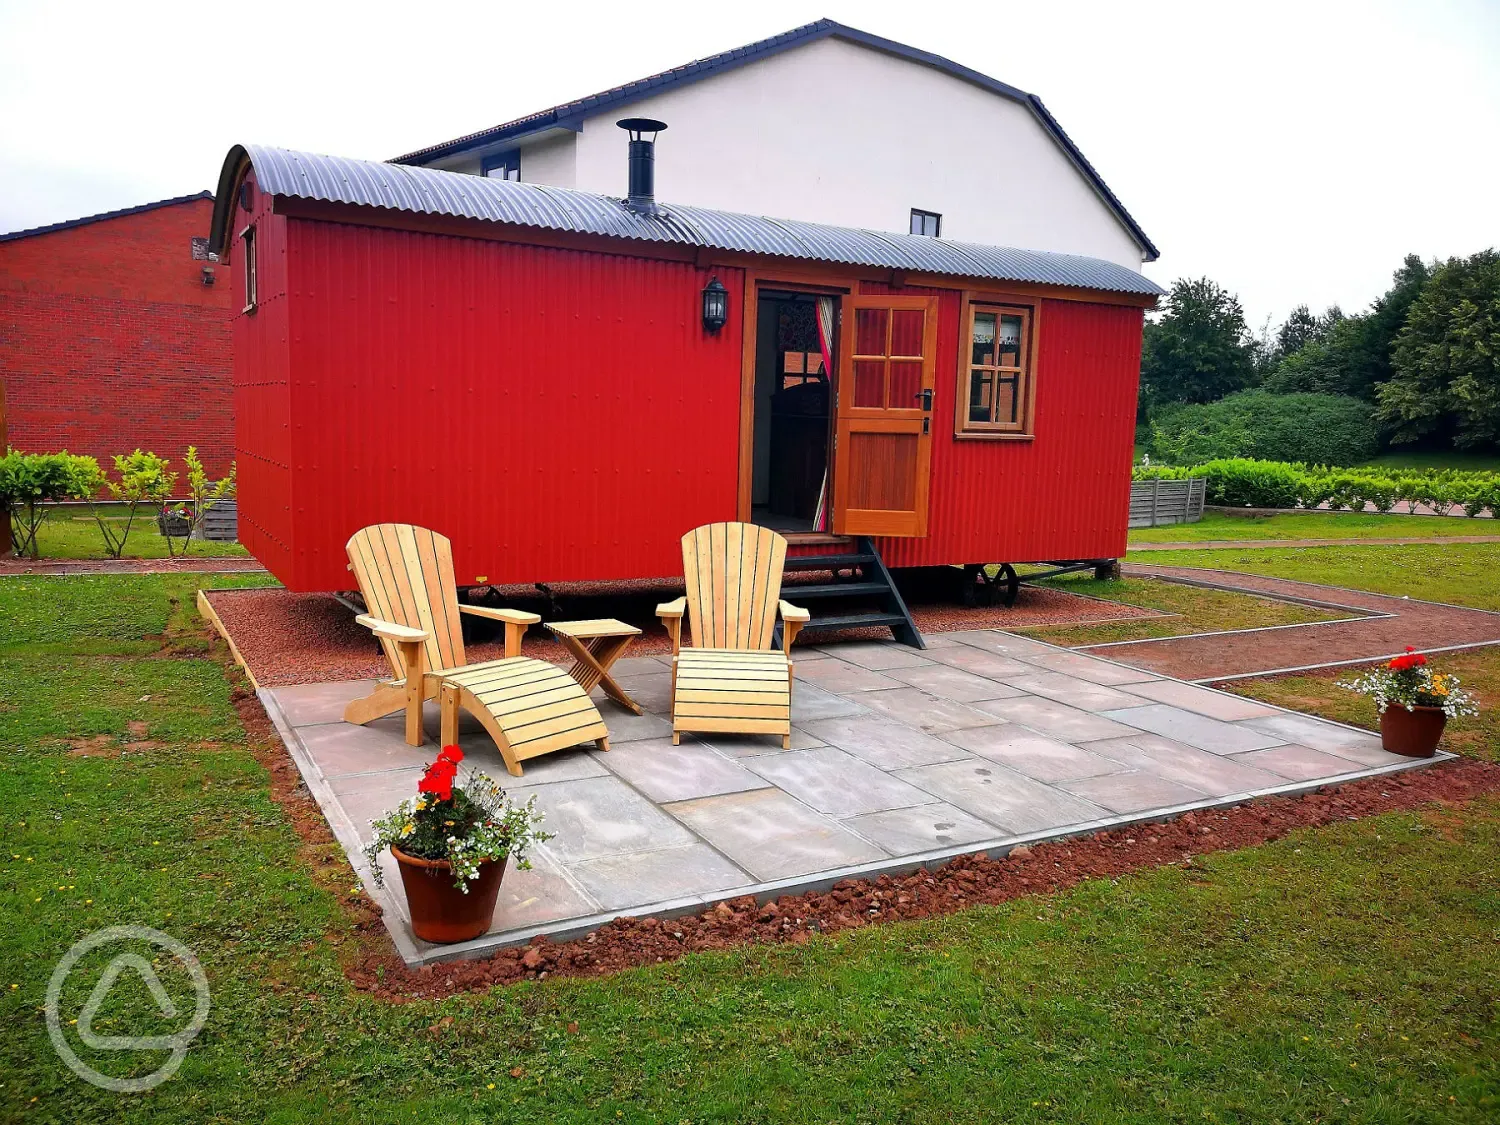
[799,611,910,632]
[783,552,875,571]
[783,581,889,599]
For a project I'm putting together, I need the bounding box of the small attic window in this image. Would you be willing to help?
[910,209,941,237]
[240,225,257,313]
[482,149,521,181]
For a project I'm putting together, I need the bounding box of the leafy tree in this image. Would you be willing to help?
[0,450,98,558]
[158,446,235,557]
[1265,255,1429,400]
[1141,278,1255,406]
[83,449,176,558]
[1377,249,1500,449]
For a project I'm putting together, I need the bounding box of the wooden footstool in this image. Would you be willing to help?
[545,618,645,715]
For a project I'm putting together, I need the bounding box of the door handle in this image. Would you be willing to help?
[914,389,933,411]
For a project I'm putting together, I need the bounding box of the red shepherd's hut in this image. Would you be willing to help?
[208,143,1160,644]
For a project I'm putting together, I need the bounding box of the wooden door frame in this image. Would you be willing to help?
[736,269,856,523]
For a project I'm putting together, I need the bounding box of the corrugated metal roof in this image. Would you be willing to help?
[211,145,1162,297]
[0,191,212,243]
[388,19,1159,262]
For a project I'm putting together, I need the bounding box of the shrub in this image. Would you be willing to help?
[158,446,235,557]
[1146,391,1378,466]
[84,450,177,559]
[1191,458,1307,508]
[0,450,98,558]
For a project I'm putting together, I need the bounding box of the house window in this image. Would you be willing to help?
[240,225,257,313]
[482,149,521,180]
[958,301,1034,437]
[909,209,941,237]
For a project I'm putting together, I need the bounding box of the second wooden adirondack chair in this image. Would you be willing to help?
[342,524,609,776]
[656,522,810,748]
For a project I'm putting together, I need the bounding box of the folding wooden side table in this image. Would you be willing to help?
[544,618,645,715]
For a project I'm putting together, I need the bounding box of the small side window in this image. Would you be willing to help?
[909,208,941,237]
[240,226,258,313]
[482,149,521,180]
[957,301,1034,438]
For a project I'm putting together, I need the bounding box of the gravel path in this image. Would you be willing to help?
[1099,563,1500,681]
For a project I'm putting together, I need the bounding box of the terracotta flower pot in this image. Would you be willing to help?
[1379,704,1446,758]
[391,846,505,944]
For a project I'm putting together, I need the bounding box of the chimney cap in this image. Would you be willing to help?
[617,118,668,140]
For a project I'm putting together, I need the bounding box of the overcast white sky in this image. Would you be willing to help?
[2,0,1496,330]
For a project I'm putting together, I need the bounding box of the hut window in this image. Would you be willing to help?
[957,301,1034,438]
[240,225,257,314]
[909,209,941,237]
[482,149,521,180]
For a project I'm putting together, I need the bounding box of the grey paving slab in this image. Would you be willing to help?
[1003,672,1155,713]
[486,848,601,932]
[1099,705,1287,754]
[1234,744,1378,782]
[666,789,886,879]
[1241,714,1403,766]
[916,631,962,648]
[598,737,770,803]
[856,687,1006,733]
[942,630,1063,660]
[1081,734,1285,796]
[744,747,934,818]
[1059,771,1209,815]
[599,709,676,743]
[472,740,609,785]
[921,645,1036,678]
[976,696,1139,742]
[566,844,752,912]
[695,728,828,757]
[1018,650,1160,685]
[509,776,695,863]
[608,655,673,676]
[328,769,424,844]
[843,802,1000,854]
[943,728,1123,784]
[298,719,438,779]
[1115,678,1281,721]
[269,680,379,727]
[816,641,934,671]
[791,682,872,722]
[797,714,973,770]
[794,658,906,694]
[610,672,674,715]
[894,759,1106,834]
[880,662,1029,702]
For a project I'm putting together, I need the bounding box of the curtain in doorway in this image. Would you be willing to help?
[811,296,835,531]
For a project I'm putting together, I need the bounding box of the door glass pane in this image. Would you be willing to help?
[971,312,997,366]
[890,308,924,357]
[854,308,888,355]
[853,359,886,407]
[997,314,1024,366]
[968,371,992,423]
[889,361,922,409]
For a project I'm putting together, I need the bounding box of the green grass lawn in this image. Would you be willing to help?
[4,571,1500,1122]
[16,509,250,561]
[1361,450,1500,472]
[1130,509,1496,545]
[1125,541,1500,611]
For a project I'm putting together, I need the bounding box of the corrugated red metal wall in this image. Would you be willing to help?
[229,173,296,579]
[862,281,1142,568]
[281,220,744,591]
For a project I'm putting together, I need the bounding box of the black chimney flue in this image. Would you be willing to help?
[617,118,667,216]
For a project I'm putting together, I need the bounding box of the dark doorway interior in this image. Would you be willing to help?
[751,290,832,532]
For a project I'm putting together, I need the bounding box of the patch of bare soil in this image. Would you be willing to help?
[206,583,1160,688]
[345,758,1500,1000]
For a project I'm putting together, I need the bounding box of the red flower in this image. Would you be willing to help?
[417,745,464,802]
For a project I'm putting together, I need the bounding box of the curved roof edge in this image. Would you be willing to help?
[210,145,1163,298]
[1,191,212,244]
[389,18,1159,262]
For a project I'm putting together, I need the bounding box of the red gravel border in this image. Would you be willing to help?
[347,758,1500,999]
[204,583,1162,688]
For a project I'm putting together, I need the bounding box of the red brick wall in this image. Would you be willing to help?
[0,197,235,479]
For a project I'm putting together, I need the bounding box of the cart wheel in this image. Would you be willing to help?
[995,563,1019,608]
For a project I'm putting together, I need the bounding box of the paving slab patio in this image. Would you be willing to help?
[260,625,1451,967]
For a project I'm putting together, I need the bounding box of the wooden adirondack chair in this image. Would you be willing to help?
[343,524,609,776]
[656,522,810,748]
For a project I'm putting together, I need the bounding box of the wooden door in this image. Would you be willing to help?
[831,294,939,537]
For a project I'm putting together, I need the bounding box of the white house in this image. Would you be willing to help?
[393,19,1157,269]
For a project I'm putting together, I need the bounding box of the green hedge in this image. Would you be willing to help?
[1146,391,1378,466]
[1134,458,1500,516]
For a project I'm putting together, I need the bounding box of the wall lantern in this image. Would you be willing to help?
[702,276,728,334]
